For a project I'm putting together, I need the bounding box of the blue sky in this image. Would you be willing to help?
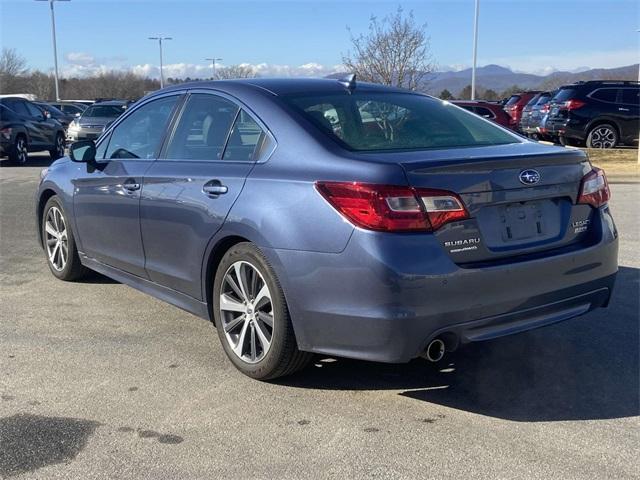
[1,0,638,78]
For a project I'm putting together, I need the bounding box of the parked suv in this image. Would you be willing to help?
[520,91,555,139]
[545,81,640,148]
[0,97,66,164]
[503,91,541,131]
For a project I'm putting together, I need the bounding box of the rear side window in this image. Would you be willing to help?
[222,110,265,161]
[165,93,239,161]
[285,92,518,152]
[504,95,521,106]
[104,95,179,160]
[553,88,578,102]
[9,100,30,116]
[590,88,618,103]
[621,88,639,106]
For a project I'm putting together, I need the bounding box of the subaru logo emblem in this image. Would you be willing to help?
[519,169,541,185]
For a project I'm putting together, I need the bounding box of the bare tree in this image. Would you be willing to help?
[0,48,29,93]
[215,64,258,80]
[342,7,435,91]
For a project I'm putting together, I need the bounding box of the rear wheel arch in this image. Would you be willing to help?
[585,118,620,137]
[203,235,252,323]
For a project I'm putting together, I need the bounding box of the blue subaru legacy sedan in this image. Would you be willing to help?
[35,77,618,379]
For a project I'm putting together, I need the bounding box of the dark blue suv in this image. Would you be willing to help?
[35,78,618,379]
[545,81,639,148]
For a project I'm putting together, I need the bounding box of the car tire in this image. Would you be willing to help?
[42,196,89,281]
[8,135,28,165]
[586,124,618,149]
[213,242,312,380]
[49,133,65,160]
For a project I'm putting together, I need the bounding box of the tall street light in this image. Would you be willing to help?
[471,0,480,100]
[148,35,172,88]
[205,57,223,79]
[35,0,69,101]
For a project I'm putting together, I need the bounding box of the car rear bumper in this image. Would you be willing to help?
[545,117,586,140]
[265,206,618,363]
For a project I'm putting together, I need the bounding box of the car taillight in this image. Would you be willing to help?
[577,168,610,208]
[563,99,586,111]
[315,182,469,232]
[0,127,11,140]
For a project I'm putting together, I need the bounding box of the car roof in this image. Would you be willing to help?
[161,77,411,96]
[91,100,128,106]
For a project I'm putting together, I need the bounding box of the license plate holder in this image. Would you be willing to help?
[500,202,544,242]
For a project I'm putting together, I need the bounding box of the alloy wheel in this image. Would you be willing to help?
[219,261,274,364]
[55,135,65,157]
[15,137,27,164]
[589,127,616,148]
[45,206,68,271]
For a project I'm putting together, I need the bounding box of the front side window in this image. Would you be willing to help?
[165,93,239,161]
[284,92,519,152]
[504,95,521,106]
[104,96,179,160]
[621,88,639,106]
[25,102,44,117]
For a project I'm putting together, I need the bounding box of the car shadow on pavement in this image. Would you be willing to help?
[279,266,639,422]
[0,155,57,168]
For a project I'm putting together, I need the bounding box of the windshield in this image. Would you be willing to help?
[283,92,519,152]
[83,105,124,118]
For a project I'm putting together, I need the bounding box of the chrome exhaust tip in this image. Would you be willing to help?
[423,338,446,363]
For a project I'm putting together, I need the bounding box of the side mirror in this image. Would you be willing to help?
[69,140,96,163]
[43,111,51,120]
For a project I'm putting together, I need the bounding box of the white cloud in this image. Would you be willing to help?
[61,56,345,79]
[64,52,96,66]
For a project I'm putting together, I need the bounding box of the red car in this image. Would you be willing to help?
[451,100,513,129]
[503,91,541,130]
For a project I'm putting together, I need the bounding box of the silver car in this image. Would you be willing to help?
[67,101,126,142]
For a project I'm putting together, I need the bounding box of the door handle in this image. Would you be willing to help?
[203,180,228,196]
[123,180,141,192]
[618,107,630,112]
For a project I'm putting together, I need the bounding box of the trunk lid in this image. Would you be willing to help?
[396,143,595,265]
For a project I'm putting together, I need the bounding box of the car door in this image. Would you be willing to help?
[24,101,59,146]
[5,99,45,147]
[72,93,182,278]
[140,91,272,298]
[618,87,640,142]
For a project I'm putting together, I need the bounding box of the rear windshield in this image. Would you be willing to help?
[83,105,124,118]
[552,88,578,103]
[504,95,521,106]
[535,93,553,105]
[283,92,519,152]
[526,94,541,106]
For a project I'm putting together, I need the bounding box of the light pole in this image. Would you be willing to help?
[205,57,223,79]
[35,0,69,101]
[471,0,480,100]
[148,36,172,88]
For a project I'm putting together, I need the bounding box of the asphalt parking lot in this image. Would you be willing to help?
[1,153,638,479]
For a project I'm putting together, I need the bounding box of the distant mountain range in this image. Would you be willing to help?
[329,64,638,97]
